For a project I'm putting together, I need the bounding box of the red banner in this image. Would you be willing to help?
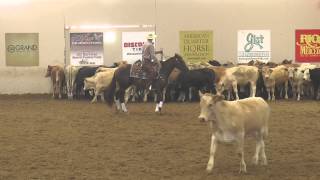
[295,29,320,62]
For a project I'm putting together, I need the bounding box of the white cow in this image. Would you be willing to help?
[198,92,270,173]
[288,66,304,101]
[64,65,80,100]
[298,63,317,97]
[216,66,259,100]
[84,68,116,103]
[261,65,289,101]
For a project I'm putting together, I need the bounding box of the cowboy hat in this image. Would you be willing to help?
[147,33,157,40]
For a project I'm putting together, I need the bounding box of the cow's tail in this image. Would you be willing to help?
[104,73,117,106]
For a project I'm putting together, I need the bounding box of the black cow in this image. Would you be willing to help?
[310,68,320,100]
[177,68,215,101]
[74,66,101,99]
[208,60,221,66]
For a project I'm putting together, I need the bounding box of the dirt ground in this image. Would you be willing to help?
[0,95,319,180]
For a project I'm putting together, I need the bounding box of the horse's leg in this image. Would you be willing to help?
[155,83,164,113]
[114,89,121,111]
[124,86,132,103]
[162,87,167,102]
[154,92,158,102]
[143,89,149,102]
[131,86,136,102]
[119,88,128,112]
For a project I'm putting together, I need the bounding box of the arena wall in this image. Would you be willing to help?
[0,0,319,94]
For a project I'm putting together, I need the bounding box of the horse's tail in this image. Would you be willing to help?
[104,72,117,106]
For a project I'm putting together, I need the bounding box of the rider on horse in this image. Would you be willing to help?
[142,33,161,80]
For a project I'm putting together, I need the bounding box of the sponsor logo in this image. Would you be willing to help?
[7,44,38,53]
[244,33,264,52]
[295,30,320,62]
[123,42,144,48]
[297,33,320,56]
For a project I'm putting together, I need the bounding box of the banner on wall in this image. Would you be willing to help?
[179,31,213,63]
[295,29,320,62]
[237,30,271,63]
[70,32,104,66]
[5,33,39,66]
[122,31,154,64]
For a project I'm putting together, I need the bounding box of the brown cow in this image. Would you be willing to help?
[45,65,65,99]
[261,65,289,101]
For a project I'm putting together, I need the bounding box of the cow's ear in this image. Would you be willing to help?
[199,90,204,98]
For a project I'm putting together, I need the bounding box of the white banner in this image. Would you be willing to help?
[122,31,154,64]
[70,32,104,66]
[237,30,271,63]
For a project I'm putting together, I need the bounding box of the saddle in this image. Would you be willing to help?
[130,60,159,80]
[130,60,145,79]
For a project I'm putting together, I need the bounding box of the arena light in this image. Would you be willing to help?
[66,24,154,30]
[141,24,154,28]
[0,0,29,6]
[78,25,140,30]
[104,32,116,43]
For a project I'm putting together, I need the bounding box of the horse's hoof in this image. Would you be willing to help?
[156,108,162,114]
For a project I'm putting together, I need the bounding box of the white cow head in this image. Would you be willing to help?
[288,67,298,80]
[303,69,311,81]
[198,91,224,122]
[261,67,273,80]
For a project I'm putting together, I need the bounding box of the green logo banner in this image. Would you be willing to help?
[179,31,213,63]
[5,33,39,66]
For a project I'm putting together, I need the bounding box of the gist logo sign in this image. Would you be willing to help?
[237,30,271,63]
[295,29,320,62]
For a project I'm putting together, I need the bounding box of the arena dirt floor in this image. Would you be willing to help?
[0,95,319,180]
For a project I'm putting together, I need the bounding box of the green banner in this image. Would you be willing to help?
[5,33,39,66]
[179,31,213,63]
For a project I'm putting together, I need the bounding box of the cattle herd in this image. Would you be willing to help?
[45,57,320,104]
[43,57,320,173]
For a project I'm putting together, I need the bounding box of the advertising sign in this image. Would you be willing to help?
[122,31,154,64]
[237,30,271,63]
[70,32,104,66]
[5,33,39,66]
[179,31,213,63]
[295,29,320,62]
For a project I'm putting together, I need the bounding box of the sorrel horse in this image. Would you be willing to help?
[104,54,189,113]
